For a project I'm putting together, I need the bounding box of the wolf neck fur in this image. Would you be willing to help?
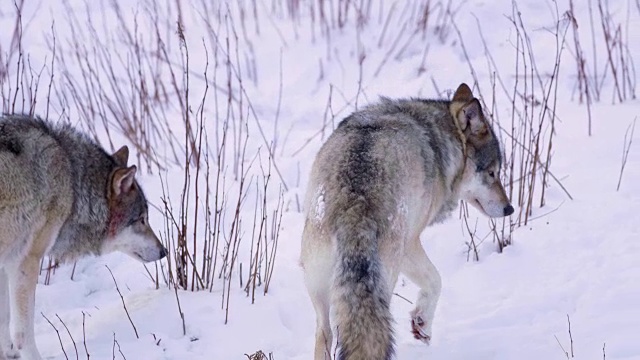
[48,126,114,262]
[409,100,467,224]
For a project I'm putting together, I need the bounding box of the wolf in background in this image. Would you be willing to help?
[0,116,167,360]
[301,84,514,360]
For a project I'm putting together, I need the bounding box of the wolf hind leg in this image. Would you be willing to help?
[301,229,334,360]
[400,237,442,344]
[308,282,332,360]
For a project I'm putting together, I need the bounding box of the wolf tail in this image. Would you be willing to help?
[333,203,394,360]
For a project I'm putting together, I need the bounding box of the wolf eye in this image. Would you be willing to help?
[140,217,146,225]
[488,171,495,178]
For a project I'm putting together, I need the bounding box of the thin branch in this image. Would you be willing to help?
[56,314,79,360]
[554,334,569,359]
[82,311,90,359]
[393,292,413,304]
[42,312,69,360]
[105,265,139,339]
[567,314,574,358]
[617,117,636,191]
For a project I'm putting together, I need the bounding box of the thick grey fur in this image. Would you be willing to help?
[0,115,165,360]
[301,91,510,360]
[0,115,144,260]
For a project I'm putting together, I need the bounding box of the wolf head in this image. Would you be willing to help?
[102,146,168,262]
[450,83,514,218]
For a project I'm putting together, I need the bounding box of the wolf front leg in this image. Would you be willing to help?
[7,217,64,360]
[0,269,14,360]
[6,256,42,360]
[400,237,442,344]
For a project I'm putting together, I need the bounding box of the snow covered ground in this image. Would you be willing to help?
[1,0,639,359]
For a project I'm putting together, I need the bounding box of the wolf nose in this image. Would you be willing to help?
[504,204,514,216]
[159,247,168,259]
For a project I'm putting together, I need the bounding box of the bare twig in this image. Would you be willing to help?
[56,314,79,360]
[555,334,570,359]
[105,265,139,339]
[245,350,275,360]
[42,312,69,360]
[461,203,480,261]
[617,117,636,191]
[393,292,413,304]
[567,314,574,358]
[112,333,127,360]
[82,311,90,359]
[174,285,186,336]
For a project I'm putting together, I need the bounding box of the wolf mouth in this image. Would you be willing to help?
[133,251,145,261]
[473,199,489,216]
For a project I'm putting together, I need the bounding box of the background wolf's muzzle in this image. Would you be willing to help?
[504,205,514,216]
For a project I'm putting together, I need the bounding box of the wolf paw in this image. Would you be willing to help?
[6,343,20,359]
[10,332,25,353]
[0,342,19,359]
[410,312,431,344]
[0,348,19,359]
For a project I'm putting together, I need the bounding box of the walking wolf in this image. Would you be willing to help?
[301,84,513,360]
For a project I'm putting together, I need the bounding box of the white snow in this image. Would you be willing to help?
[313,185,326,224]
[1,0,639,359]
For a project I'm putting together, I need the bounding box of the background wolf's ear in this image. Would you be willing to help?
[458,99,487,136]
[112,165,137,196]
[112,146,129,167]
[452,83,473,102]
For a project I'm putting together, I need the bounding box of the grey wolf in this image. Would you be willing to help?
[0,115,167,360]
[300,84,513,360]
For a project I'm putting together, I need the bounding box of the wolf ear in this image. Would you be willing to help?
[112,146,129,167]
[457,99,487,136]
[112,165,137,196]
[452,83,473,102]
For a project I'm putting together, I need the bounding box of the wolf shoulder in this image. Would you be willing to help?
[0,115,74,202]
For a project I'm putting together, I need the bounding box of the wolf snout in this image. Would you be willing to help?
[143,244,168,262]
[504,204,514,216]
[138,247,167,263]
